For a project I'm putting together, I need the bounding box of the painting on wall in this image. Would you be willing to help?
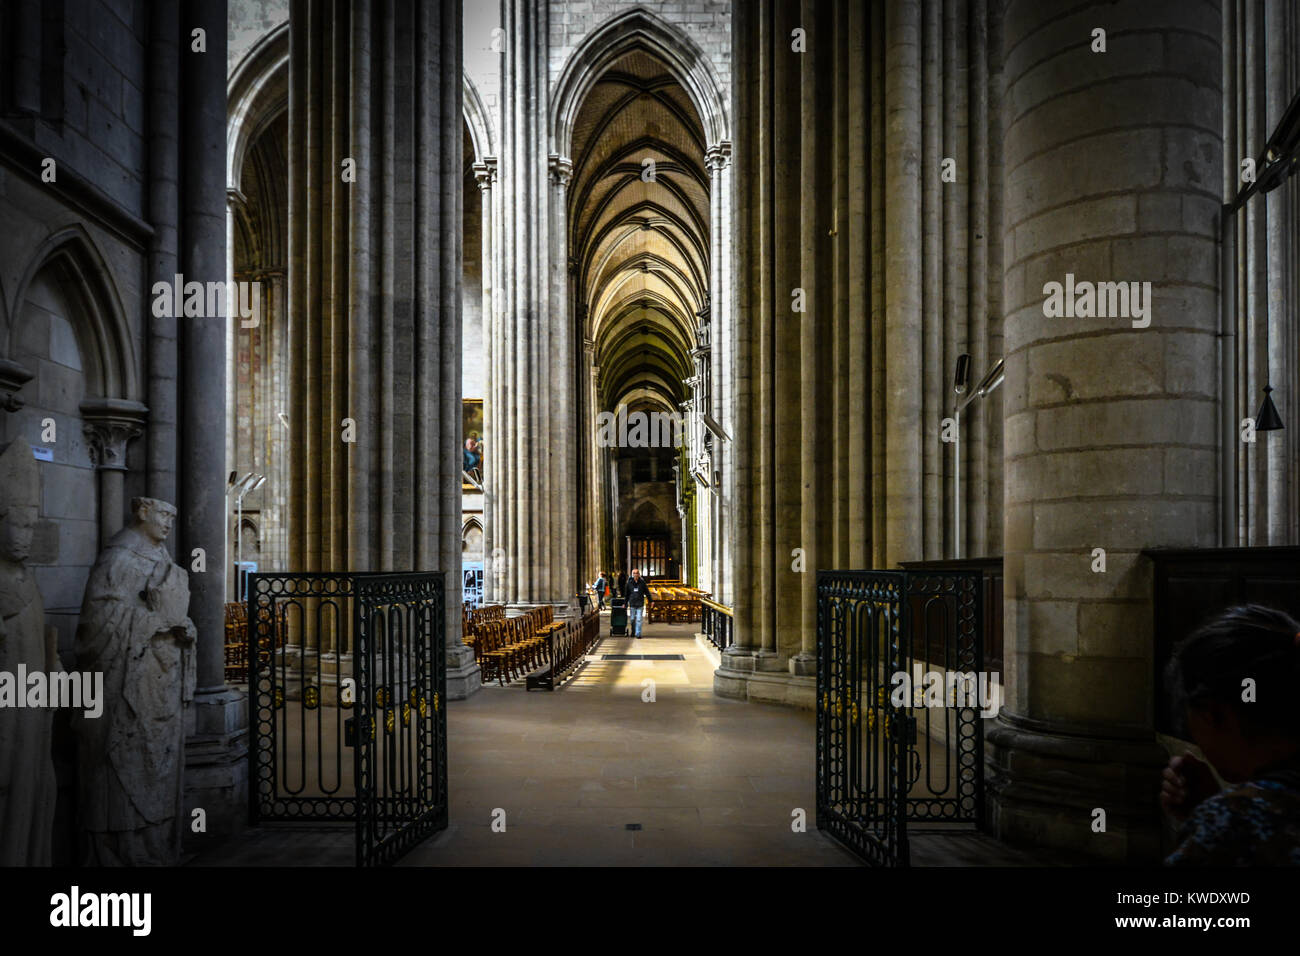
[463,399,484,490]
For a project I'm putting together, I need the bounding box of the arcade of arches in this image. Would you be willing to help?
[2,0,1299,866]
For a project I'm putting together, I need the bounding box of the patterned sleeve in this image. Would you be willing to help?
[1165,792,1254,866]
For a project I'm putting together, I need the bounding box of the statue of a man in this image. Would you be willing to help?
[0,437,57,865]
[74,496,196,866]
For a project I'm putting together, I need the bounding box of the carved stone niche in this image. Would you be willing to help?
[0,358,34,413]
[79,398,148,542]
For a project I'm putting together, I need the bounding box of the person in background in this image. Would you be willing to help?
[624,567,652,639]
[594,570,607,610]
[617,569,628,597]
[1161,604,1300,866]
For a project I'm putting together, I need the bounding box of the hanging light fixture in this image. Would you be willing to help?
[1256,384,1284,431]
[1255,296,1284,432]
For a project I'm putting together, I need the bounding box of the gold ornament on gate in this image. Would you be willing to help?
[402,702,411,727]
[304,685,320,710]
[385,709,395,733]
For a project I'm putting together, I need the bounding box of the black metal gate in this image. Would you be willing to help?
[248,572,448,866]
[816,569,984,866]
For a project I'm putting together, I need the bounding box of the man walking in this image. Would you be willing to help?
[594,570,607,610]
[625,567,652,639]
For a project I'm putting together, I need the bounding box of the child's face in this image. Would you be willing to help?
[1187,704,1249,782]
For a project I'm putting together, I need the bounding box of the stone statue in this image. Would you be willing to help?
[0,437,57,865]
[74,496,196,866]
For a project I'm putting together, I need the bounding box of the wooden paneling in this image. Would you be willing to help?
[899,557,1003,672]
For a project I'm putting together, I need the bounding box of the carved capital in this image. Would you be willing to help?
[548,152,573,187]
[80,398,148,471]
[705,141,732,172]
[473,161,493,192]
[0,358,34,413]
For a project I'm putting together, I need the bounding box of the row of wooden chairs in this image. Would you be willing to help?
[464,606,568,685]
[648,585,708,624]
[463,603,504,633]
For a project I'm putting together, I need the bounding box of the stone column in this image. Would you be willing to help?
[147,0,180,516]
[712,141,733,606]
[80,399,148,543]
[988,0,1222,862]
[179,0,247,839]
[721,0,833,705]
[882,0,923,567]
[583,339,604,581]
[491,0,577,605]
[723,0,762,687]
[286,0,477,695]
[180,0,229,693]
[480,156,503,603]
[549,152,576,603]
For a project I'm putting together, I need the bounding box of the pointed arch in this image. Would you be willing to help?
[7,225,140,402]
[550,7,729,158]
[228,21,289,191]
[463,70,495,162]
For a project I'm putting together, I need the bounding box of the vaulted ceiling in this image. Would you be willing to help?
[570,49,708,416]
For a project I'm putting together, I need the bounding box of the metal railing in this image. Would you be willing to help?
[700,597,733,653]
[247,571,448,867]
[816,568,983,867]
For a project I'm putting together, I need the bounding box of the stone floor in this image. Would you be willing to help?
[192,618,1051,866]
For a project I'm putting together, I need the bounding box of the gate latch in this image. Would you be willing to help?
[901,715,917,745]
[345,717,355,748]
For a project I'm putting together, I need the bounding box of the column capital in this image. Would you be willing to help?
[548,152,573,187]
[0,358,34,413]
[705,141,732,171]
[80,398,148,472]
[473,161,493,192]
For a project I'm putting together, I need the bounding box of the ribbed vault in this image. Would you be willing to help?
[571,48,707,415]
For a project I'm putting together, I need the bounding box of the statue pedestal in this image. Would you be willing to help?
[184,685,249,849]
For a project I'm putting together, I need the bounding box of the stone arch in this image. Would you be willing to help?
[550,7,730,159]
[7,225,139,402]
[227,21,289,192]
[463,70,494,162]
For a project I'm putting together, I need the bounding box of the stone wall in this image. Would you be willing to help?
[547,0,731,107]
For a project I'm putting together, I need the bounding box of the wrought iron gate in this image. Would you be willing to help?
[816,569,984,866]
[248,572,448,866]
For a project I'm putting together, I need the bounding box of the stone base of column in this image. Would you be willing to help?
[713,645,754,699]
[183,686,250,849]
[445,645,482,700]
[985,712,1170,864]
[714,655,816,709]
[788,652,816,677]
